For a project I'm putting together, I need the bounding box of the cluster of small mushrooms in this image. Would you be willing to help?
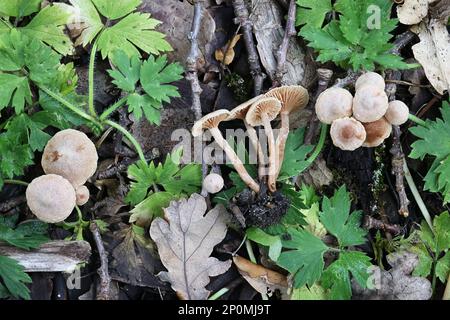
[25,129,98,223]
[193,86,309,194]
[315,72,410,151]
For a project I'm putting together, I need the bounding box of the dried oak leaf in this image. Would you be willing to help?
[215,34,242,65]
[150,193,231,300]
[233,255,288,297]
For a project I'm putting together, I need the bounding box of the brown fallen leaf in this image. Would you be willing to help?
[233,255,287,297]
[150,194,231,300]
[215,34,242,65]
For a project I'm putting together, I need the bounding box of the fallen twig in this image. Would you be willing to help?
[363,215,402,235]
[304,68,333,145]
[90,221,111,300]
[273,0,297,87]
[232,0,265,95]
[333,70,361,88]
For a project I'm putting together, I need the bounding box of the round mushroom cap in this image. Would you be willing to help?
[42,129,98,188]
[315,87,353,124]
[352,85,389,123]
[227,95,264,120]
[192,110,230,137]
[245,97,282,126]
[203,173,224,194]
[330,117,366,151]
[75,185,90,206]
[264,85,309,114]
[385,100,409,125]
[26,174,76,223]
[362,117,392,147]
[355,72,385,91]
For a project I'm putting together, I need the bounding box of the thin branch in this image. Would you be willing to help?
[363,215,402,235]
[90,221,111,300]
[232,0,265,95]
[273,0,297,87]
[333,70,361,88]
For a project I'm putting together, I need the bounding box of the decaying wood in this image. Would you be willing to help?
[363,215,402,235]
[249,0,309,86]
[0,195,26,212]
[232,0,265,95]
[0,240,91,273]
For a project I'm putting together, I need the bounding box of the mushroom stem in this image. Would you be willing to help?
[209,127,260,193]
[273,111,290,180]
[260,114,277,192]
[244,121,265,180]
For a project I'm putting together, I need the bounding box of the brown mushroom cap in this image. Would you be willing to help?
[245,97,282,126]
[362,117,392,147]
[203,173,224,194]
[352,85,389,123]
[227,95,264,120]
[42,129,98,188]
[355,72,385,91]
[264,85,309,114]
[75,185,90,206]
[330,117,366,151]
[385,100,409,125]
[192,110,230,137]
[26,174,76,223]
[315,87,353,124]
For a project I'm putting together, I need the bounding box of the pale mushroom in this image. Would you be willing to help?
[385,100,410,125]
[330,117,367,151]
[355,72,385,91]
[227,95,266,179]
[42,129,98,187]
[203,173,224,194]
[265,85,309,181]
[26,174,76,223]
[353,85,389,123]
[362,117,392,147]
[246,97,282,192]
[75,185,90,206]
[192,110,260,193]
[315,87,353,124]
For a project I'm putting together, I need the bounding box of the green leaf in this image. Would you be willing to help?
[126,149,202,206]
[0,224,48,250]
[68,0,103,46]
[410,102,450,203]
[434,211,450,252]
[278,127,314,179]
[140,55,183,103]
[319,186,367,247]
[0,73,31,113]
[97,12,172,59]
[411,244,433,278]
[296,0,332,28]
[246,227,282,261]
[277,228,328,288]
[21,4,73,55]
[108,50,141,92]
[321,251,372,300]
[436,251,450,283]
[0,0,41,17]
[129,192,175,227]
[291,283,327,300]
[0,256,31,300]
[91,0,141,20]
[302,202,327,238]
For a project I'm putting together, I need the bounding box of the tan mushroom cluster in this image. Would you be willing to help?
[26,129,98,223]
[192,86,309,193]
[315,72,410,151]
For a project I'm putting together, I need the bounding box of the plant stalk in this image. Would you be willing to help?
[306,123,328,165]
[88,40,99,117]
[104,120,146,163]
[4,179,29,186]
[99,96,128,121]
[408,114,428,127]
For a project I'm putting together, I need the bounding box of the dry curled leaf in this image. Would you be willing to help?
[150,194,231,300]
[233,255,288,297]
[215,34,242,65]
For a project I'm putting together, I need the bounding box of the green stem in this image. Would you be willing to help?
[39,86,102,128]
[4,179,29,186]
[0,18,13,29]
[99,96,128,121]
[88,40,98,117]
[408,114,428,127]
[306,123,328,165]
[208,288,229,300]
[75,205,83,221]
[104,120,146,163]
[402,158,433,230]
